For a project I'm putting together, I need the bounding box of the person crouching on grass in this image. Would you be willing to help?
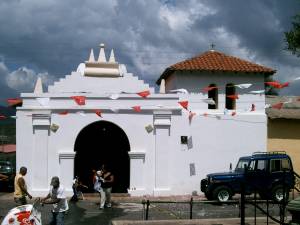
[41,176,69,225]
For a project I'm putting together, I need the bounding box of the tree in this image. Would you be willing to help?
[285,14,300,56]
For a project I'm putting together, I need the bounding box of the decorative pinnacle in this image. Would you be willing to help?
[210,43,215,51]
[34,77,43,94]
[109,49,116,63]
[98,43,107,62]
[88,49,95,62]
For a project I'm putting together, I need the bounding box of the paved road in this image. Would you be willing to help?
[0,192,292,225]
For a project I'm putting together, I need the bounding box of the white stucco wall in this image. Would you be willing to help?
[166,71,265,93]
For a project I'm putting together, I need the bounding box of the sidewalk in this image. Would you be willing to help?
[0,192,292,225]
[112,218,279,225]
[83,193,206,203]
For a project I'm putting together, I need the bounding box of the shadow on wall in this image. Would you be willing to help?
[268,119,300,139]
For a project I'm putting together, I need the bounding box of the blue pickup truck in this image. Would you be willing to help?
[201,152,295,202]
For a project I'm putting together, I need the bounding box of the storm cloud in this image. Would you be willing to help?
[0,0,299,103]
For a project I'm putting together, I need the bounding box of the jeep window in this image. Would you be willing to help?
[235,159,249,171]
[257,160,267,171]
[248,160,267,171]
[270,158,291,172]
[282,159,291,170]
[248,160,256,171]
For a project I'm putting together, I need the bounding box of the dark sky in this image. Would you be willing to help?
[0,0,300,104]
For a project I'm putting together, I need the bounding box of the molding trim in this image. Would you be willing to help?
[153,110,172,126]
[128,151,145,160]
[59,151,76,160]
[32,113,51,126]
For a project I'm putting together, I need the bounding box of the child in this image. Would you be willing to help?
[70,176,87,202]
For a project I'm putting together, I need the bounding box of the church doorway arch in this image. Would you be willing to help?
[74,120,130,193]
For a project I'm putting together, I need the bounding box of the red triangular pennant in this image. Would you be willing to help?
[251,104,256,112]
[227,95,239,100]
[203,112,208,117]
[7,98,23,107]
[94,110,102,117]
[231,111,236,116]
[178,101,188,110]
[137,90,150,98]
[272,102,284,110]
[265,81,282,88]
[132,106,141,112]
[71,96,86,105]
[202,86,217,92]
[59,110,69,115]
[279,82,289,88]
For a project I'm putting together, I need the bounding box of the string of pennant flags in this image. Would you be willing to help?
[1,79,300,123]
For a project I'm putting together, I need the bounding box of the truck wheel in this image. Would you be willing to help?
[271,185,289,202]
[212,186,232,202]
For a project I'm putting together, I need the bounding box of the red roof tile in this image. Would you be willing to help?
[157,50,276,84]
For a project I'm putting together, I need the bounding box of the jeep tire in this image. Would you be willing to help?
[271,185,289,202]
[212,185,232,202]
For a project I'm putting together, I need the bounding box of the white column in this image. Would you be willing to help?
[128,151,146,195]
[32,113,51,195]
[59,151,76,196]
[153,111,172,195]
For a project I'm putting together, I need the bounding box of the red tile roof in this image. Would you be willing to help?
[157,50,276,84]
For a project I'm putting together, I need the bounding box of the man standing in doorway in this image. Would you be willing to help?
[42,176,69,225]
[100,164,114,209]
[14,167,32,205]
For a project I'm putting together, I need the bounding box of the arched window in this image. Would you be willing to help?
[208,84,218,109]
[226,83,236,110]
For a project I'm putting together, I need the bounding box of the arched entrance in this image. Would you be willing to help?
[74,121,130,193]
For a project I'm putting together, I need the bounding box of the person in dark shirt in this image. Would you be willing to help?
[99,164,114,209]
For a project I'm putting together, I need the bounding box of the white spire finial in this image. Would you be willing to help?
[34,77,43,94]
[159,79,166,94]
[88,49,95,62]
[210,43,215,52]
[98,43,107,62]
[109,49,116,63]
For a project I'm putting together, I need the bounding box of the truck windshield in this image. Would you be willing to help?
[235,159,250,172]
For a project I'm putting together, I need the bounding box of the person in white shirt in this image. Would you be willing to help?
[42,176,69,225]
[94,170,105,209]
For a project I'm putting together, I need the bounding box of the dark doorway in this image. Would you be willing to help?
[208,83,218,109]
[226,83,236,110]
[74,121,130,193]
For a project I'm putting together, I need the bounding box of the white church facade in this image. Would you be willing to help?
[16,44,275,196]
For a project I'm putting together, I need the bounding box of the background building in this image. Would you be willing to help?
[267,96,300,174]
